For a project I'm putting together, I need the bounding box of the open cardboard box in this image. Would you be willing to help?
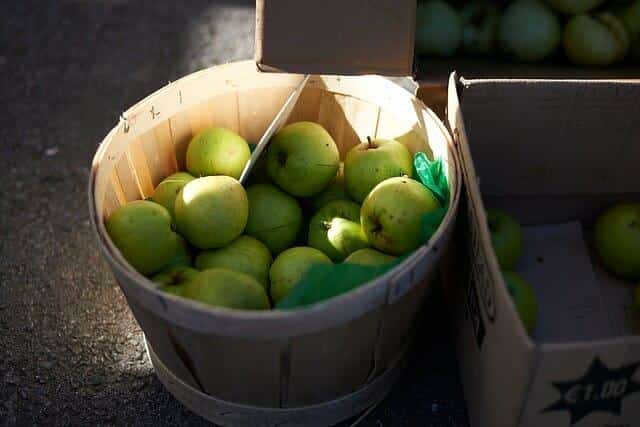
[443,76,640,427]
[255,1,640,425]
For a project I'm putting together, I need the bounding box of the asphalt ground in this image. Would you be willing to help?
[0,1,468,425]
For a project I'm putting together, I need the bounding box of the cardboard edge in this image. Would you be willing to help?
[447,71,534,347]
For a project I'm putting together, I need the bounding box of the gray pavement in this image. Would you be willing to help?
[0,1,468,425]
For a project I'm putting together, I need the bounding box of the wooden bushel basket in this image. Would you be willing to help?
[88,61,460,426]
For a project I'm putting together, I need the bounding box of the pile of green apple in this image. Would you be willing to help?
[106,122,442,310]
[487,209,539,334]
[416,0,640,66]
[488,202,640,334]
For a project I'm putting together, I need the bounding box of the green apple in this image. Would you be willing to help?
[344,137,413,203]
[343,248,397,267]
[594,203,640,279]
[416,0,463,57]
[631,37,640,62]
[150,172,195,219]
[308,162,351,211]
[460,2,501,56]
[195,235,272,288]
[619,0,640,40]
[245,184,303,254]
[182,269,270,310]
[174,176,248,249]
[361,177,440,256]
[499,0,561,62]
[547,0,606,14]
[503,271,538,334]
[152,265,199,294]
[161,234,192,270]
[185,128,251,179]
[308,200,367,261]
[266,121,340,197]
[269,247,332,304]
[487,209,523,270]
[564,13,629,66]
[106,200,181,275]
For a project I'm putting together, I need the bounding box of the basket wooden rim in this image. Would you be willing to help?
[88,61,461,338]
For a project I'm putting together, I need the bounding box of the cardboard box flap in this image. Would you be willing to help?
[456,78,640,197]
[255,0,416,77]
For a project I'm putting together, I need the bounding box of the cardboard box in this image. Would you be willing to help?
[444,76,640,427]
[255,2,640,426]
[255,0,416,76]
[256,0,640,82]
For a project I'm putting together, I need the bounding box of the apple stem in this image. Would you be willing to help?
[366,136,373,149]
[322,221,332,230]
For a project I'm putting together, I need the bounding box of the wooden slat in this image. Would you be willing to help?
[127,139,155,198]
[237,87,292,143]
[115,154,142,202]
[153,120,179,177]
[286,307,382,406]
[140,130,166,188]
[287,87,324,124]
[169,324,285,407]
[376,109,432,158]
[208,92,240,132]
[335,96,379,157]
[102,183,122,220]
[126,297,202,391]
[169,111,193,171]
[110,173,127,206]
[316,92,347,151]
[187,101,214,136]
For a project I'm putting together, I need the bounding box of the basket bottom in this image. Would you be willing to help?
[145,335,408,427]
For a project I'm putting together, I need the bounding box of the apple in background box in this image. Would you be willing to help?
[245,184,303,254]
[594,203,640,280]
[186,128,251,179]
[460,2,501,56]
[174,176,248,249]
[563,13,629,66]
[182,269,270,310]
[150,172,195,220]
[343,248,397,267]
[195,235,272,289]
[487,209,523,270]
[308,200,368,261]
[546,0,606,14]
[361,177,440,256]
[630,37,640,62]
[269,247,333,304]
[308,162,351,211]
[106,200,182,275]
[619,0,640,41]
[266,122,339,197]
[344,137,413,203]
[503,271,538,334]
[499,0,561,62]
[415,0,463,57]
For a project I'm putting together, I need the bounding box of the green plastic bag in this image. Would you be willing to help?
[276,153,450,309]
